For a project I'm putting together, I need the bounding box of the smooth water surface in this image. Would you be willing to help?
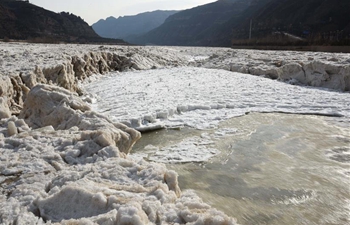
[133,113,350,225]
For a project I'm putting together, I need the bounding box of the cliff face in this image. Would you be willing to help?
[0,0,126,43]
[92,10,178,41]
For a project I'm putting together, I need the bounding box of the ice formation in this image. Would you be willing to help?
[180,47,350,91]
[85,67,349,164]
[0,42,349,224]
[85,67,349,131]
[0,84,236,224]
[0,43,240,224]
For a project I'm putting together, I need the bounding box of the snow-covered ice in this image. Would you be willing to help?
[85,67,349,164]
[85,67,349,130]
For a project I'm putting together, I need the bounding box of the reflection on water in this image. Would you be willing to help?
[133,113,350,225]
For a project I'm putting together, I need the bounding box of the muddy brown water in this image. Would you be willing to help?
[133,113,350,225]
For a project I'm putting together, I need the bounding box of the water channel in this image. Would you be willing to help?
[133,113,350,225]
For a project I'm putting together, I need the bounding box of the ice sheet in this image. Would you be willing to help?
[84,67,349,164]
[85,67,349,131]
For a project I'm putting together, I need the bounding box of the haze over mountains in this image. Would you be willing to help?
[128,0,254,46]
[92,10,178,42]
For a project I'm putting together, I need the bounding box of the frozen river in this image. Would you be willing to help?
[2,43,349,224]
[84,67,350,224]
[134,113,350,225]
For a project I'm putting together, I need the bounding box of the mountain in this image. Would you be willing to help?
[92,10,178,41]
[229,0,350,45]
[129,0,254,46]
[131,0,350,47]
[0,0,126,44]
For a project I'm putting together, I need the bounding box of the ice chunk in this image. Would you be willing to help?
[7,121,18,136]
[36,186,110,222]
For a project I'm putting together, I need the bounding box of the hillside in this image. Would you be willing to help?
[129,0,253,46]
[130,0,350,47]
[0,0,126,44]
[92,10,178,42]
[229,0,350,45]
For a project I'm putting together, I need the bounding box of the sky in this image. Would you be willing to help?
[30,0,216,25]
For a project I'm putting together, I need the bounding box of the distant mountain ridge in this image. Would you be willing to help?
[0,0,126,44]
[92,10,178,42]
[229,0,350,44]
[128,0,254,46]
[2,0,348,46]
[130,0,350,46]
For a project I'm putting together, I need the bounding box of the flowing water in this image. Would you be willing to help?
[133,113,350,225]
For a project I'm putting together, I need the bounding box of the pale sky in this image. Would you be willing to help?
[30,0,216,25]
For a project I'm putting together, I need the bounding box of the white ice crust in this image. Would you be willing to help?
[85,67,349,130]
[0,42,349,224]
[0,85,236,225]
[85,67,349,164]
